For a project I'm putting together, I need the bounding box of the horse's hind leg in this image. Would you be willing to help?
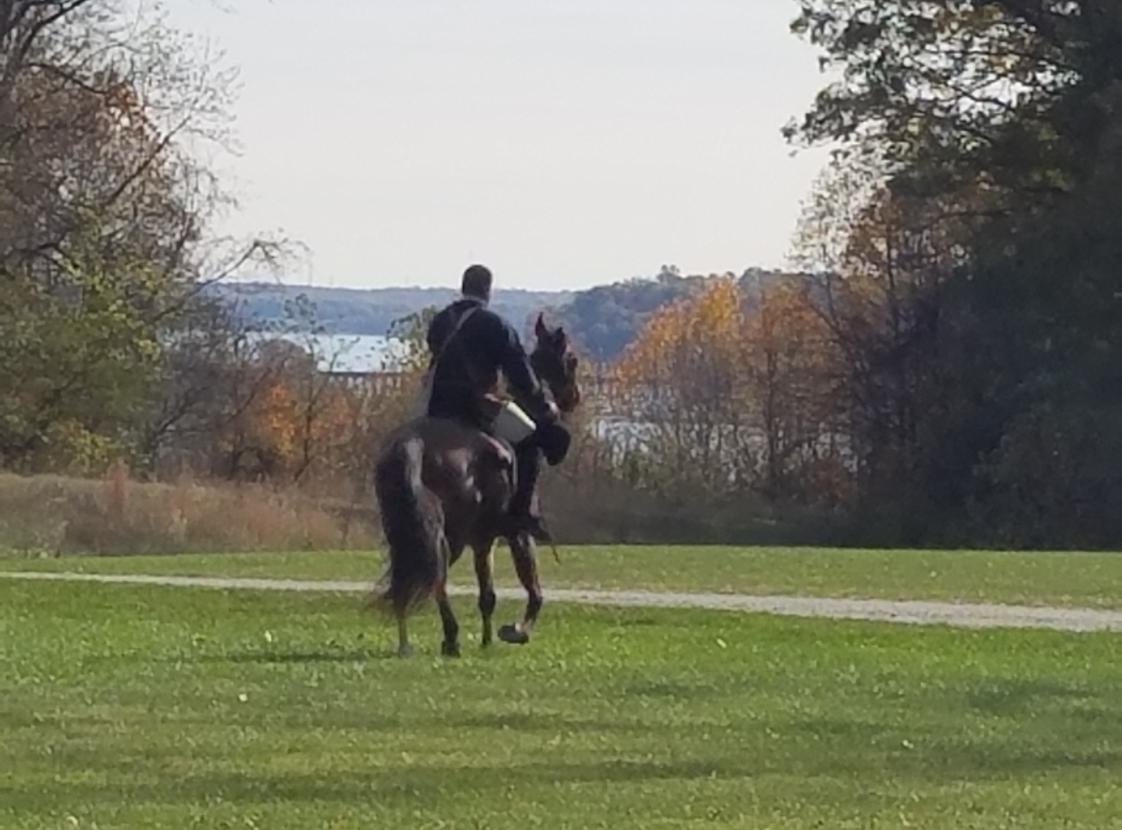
[473,543,497,647]
[499,535,541,645]
[435,580,460,657]
[396,615,412,658]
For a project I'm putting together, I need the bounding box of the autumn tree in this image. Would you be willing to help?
[613,276,845,502]
[615,278,745,494]
[789,0,1122,544]
[740,281,845,502]
[0,2,282,472]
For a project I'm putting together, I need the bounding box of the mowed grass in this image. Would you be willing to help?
[3,580,1122,829]
[3,545,1122,608]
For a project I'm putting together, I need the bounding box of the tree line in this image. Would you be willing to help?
[595,0,1122,548]
[3,1,1120,549]
[0,2,423,493]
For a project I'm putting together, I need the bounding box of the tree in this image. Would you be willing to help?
[787,1,1121,201]
[615,278,745,494]
[613,277,845,502]
[0,1,276,471]
[740,282,844,502]
[388,306,438,372]
[788,0,1122,544]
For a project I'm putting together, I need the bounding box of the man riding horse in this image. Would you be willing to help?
[424,264,572,541]
[373,265,581,656]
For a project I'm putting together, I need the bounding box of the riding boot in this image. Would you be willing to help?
[504,442,549,542]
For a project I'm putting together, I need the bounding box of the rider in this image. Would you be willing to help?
[425,264,560,540]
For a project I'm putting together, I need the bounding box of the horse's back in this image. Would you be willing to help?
[379,417,513,528]
[383,416,503,469]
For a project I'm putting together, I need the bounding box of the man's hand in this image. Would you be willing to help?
[539,420,571,466]
[539,400,560,425]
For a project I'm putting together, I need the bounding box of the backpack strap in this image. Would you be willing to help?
[432,304,482,378]
[414,304,482,418]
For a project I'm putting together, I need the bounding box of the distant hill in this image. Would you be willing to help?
[550,267,809,361]
[212,283,573,336]
[212,268,807,363]
[547,275,698,361]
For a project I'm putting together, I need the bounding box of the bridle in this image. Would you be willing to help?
[531,320,581,413]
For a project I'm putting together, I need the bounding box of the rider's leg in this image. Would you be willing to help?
[504,439,548,541]
[510,440,540,517]
[484,398,550,542]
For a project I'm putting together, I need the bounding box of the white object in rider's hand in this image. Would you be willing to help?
[491,400,536,445]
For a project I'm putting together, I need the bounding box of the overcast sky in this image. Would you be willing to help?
[165,0,832,290]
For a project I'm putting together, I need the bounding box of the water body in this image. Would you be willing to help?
[248,333,407,373]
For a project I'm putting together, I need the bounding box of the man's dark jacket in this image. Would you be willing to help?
[425,297,549,425]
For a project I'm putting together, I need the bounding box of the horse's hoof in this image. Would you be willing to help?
[441,641,461,658]
[397,644,414,658]
[498,624,530,645]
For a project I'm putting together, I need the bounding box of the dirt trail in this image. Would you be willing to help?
[4,570,1122,632]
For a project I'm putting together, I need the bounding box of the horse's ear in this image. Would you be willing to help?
[535,313,548,339]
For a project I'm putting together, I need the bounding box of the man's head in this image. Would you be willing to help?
[461,264,493,303]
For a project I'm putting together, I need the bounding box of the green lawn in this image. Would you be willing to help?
[3,579,1122,828]
[3,545,1122,608]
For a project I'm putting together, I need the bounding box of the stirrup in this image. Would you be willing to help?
[502,514,561,564]
[502,513,552,544]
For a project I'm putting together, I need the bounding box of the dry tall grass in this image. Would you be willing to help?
[0,470,378,556]
[542,475,845,546]
[0,466,843,557]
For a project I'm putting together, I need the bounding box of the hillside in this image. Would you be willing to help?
[550,268,810,361]
[214,268,806,362]
[213,283,573,336]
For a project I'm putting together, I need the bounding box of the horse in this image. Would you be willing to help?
[373,314,581,656]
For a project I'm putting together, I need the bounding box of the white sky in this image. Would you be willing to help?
[165,0,832,290]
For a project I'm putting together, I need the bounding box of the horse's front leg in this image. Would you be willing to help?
[473,543,497,647]
[499,535,542,645]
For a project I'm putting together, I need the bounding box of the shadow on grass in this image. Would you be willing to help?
[7,664,1122,820]
[446,711,670,736]
[6,741,1122,815]
[187,648,399,665]
[625,678,727,699]
[964,678,1095,715]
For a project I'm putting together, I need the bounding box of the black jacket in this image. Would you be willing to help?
[425,298,549,423]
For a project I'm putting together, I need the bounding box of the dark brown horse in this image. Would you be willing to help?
[373,315,581,656]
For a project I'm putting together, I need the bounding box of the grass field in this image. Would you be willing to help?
[4,545,1122,608]
[3,578,1122,829]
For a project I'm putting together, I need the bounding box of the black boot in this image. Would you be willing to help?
[503,442,550,542]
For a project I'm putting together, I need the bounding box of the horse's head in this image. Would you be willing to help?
[530,313,581,413]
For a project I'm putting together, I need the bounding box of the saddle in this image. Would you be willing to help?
[478,431,516,472]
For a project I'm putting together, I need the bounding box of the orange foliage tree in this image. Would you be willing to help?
[613,276,847,502]
[221,337,408,489]
[741,282,847,502]
[615,278,744,493]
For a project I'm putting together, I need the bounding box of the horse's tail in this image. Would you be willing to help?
[373,434,444,615]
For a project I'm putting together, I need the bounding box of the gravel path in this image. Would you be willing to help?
[4,570,1122,632]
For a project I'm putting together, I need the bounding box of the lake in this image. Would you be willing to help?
[249,333,408,373]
